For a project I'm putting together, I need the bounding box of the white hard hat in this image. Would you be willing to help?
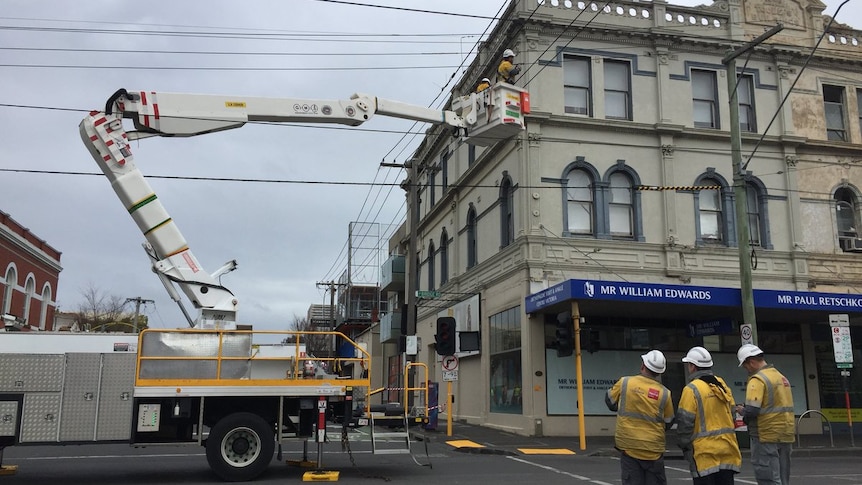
[682,346,713,367]
[641,350,667,374]
[481,77,491,84]
[503,48,516,58]
[737,344,763,367]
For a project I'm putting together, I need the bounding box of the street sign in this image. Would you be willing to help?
[442,369,458,381]
[416,290,441,299]
[830,314,853,366]
[442,354,459,372]
[740,324,753,345]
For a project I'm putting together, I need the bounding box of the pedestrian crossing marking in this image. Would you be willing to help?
[518,448,576,455]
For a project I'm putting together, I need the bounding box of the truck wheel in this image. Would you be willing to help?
[206,412,274,482]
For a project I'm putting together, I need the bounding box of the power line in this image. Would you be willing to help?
[0,64,466,71]
[0,46,463,56]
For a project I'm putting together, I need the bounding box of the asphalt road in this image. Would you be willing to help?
[3,437,861,484]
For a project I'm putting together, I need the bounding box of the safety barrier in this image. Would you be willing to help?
[796,410,834,448]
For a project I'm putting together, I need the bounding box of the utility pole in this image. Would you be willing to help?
[125,297,154,333]
[315,281,344,358]
[723,24,782,346]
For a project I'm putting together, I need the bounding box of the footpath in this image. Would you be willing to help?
[414,421,861,458]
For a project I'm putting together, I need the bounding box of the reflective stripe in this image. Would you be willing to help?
[659,388,672,423]
[618,376,629,411]
[688,381,736,439]
[618,376,665,424]
[760,406,795,414]
[689,383,707,435]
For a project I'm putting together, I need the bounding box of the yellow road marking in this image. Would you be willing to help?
[446,439,485,448]
[518,448,576,455]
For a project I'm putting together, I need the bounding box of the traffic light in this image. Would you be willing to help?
[582,328,601,354]
[555,312,574,357]
[436,317,456,356]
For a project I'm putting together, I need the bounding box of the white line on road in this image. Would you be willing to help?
[507,456,613,484]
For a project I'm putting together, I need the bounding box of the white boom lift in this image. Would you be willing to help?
[79,86,529,329]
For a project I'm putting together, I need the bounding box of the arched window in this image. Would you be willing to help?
[40,284,52,330]
[699,182,723,242]
[693,171,732,246]
[427,240,436,291]
[440,229,449,285]
[2,266,16,315]
[566,169,594,235]
[746,184,761,246]
[836,187,860,251]
[608,171,633,237]
[23,276,35,325]
[467,206,478,269]
[500,175,515,247]
[744,177,772,249]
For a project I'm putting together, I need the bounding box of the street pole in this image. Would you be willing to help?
[125,297,154,333]
[722,24,782,346]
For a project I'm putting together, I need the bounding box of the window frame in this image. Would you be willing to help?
[858,88,862,140]
[563,55,592,116]
[607,171,634,237]
[440,229,449,285]
[500,176,515,248]
[467,207,478,269]
[604,59,632,121]
[835,187,860,251]
[824,84,847,141]
[737,74,757,133]
[428,170,436,207]
[565,168,595,235]
[692,69,719,129]
[440,149,449,193]
[427,241,435,291]
[693,172,734,247]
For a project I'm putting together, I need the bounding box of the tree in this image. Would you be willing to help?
[74,282,142,332]
[282,314,332,357]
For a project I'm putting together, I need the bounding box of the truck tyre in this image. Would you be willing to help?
[206,412,274,482]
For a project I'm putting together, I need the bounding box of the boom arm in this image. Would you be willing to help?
[79,86,528,329]
[97,88,470,140]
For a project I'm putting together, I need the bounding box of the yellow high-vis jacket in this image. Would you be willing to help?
[743,365,795,443]
[676,370,742,477]
[606,374,674,460]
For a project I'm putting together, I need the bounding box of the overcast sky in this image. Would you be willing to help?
[1,0,858,332]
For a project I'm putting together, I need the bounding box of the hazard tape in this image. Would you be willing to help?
[635,185,721,191]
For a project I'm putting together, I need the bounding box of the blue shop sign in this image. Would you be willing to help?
[687,318,734,337]
[526,279,862,314]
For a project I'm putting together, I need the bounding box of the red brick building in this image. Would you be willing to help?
[0,210,62,331]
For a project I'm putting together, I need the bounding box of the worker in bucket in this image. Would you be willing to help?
[497,49,521,84]
[476,77,492,93]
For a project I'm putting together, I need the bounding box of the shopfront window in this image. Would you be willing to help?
[490,306,522,414]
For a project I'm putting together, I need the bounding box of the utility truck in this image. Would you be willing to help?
[0,83,529,481]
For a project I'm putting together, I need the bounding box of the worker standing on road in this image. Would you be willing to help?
[606,350,674,485]
[497,49,521,84]
[677,347,742,484]
[735,344,794,485]
[476,77,492,93]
